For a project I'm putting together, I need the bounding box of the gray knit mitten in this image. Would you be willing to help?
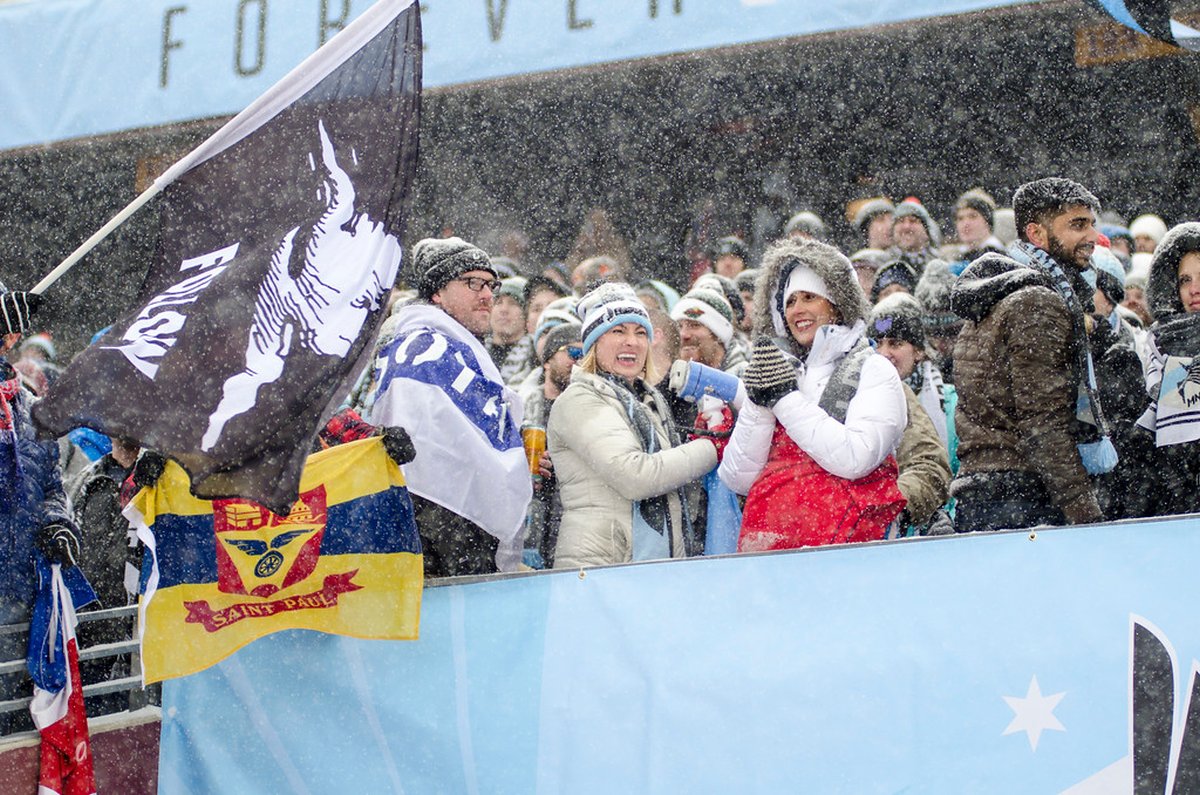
[742,336,797,408]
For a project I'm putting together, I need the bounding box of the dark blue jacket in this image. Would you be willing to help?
[0,386,75,622]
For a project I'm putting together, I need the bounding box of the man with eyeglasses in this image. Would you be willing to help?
[370,237,532,577]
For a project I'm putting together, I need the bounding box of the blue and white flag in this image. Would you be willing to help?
[34,0,421,515]
[370,304,531,571]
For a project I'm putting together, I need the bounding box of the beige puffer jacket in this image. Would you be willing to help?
[548,369,717,568]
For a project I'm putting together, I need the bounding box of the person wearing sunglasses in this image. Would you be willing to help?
[371,237,533,577]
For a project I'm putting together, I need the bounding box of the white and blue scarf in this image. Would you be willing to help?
[1137,312,1200,446]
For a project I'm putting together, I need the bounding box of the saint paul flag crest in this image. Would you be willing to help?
[127,437,422,683]
[33,0,421,515]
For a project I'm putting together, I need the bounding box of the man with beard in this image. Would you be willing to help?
[949,177,1111,533]
[372,237,530,576]
[671,288,745,376]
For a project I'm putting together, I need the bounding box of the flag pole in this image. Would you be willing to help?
[31,181,165,294]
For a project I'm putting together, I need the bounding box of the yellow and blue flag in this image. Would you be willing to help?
[126,436,421,684]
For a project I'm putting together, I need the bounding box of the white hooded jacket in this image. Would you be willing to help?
[718,321,906,494]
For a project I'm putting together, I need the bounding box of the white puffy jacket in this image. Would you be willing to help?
[718,322,907,495]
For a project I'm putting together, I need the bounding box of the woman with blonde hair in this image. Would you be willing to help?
[549,283,718,568]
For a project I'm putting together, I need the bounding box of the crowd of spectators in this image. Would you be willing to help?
[2,175,1197,602]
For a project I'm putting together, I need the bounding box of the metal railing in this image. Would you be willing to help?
[0,604,159,739]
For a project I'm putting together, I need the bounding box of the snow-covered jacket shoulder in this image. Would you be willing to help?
[950,252,1100,524]
[718,323,906,493]
[548,369,716,568]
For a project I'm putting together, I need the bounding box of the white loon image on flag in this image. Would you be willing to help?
[369,305,532,571]
[34,0,422,515]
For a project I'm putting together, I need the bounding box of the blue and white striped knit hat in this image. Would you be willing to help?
[577,282,654,356]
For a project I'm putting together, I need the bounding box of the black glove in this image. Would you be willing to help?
[742,336,798,408]
[36,523,79,568]
[132,450,167,488]
[0,291,40,335]
[382,426,416,466]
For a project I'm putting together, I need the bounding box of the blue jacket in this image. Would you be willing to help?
[0,386,75,622]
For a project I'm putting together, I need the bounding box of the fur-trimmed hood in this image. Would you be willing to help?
[752,238,869,345]
[1147,222,1200,320]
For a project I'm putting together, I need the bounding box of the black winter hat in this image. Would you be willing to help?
[412,237,496,300]
[914,259,961,335]
[867,292,928,348]
[734,268,760,293]
[783,211,826,239]
[540,322,582,365]
[852,198,895,233]
[524,275,570,305]
[893,201,936,239]
[870,260,920,303]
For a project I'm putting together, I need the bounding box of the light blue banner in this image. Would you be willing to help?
[159,516,1200,792]
[0,0,1036,151]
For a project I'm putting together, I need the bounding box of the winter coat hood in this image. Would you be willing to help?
[1147,222,1200,320]
[950,252,1052,323]
[753,238,869,346]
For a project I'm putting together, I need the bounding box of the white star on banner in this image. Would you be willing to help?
[1003,675,1066,751]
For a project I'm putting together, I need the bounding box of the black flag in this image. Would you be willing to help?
[35,0,421,514]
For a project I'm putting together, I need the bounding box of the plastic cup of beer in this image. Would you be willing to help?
[522,426,547,474]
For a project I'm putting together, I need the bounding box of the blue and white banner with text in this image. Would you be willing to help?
[160,515,1200,793]
[0,0,1034,150]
